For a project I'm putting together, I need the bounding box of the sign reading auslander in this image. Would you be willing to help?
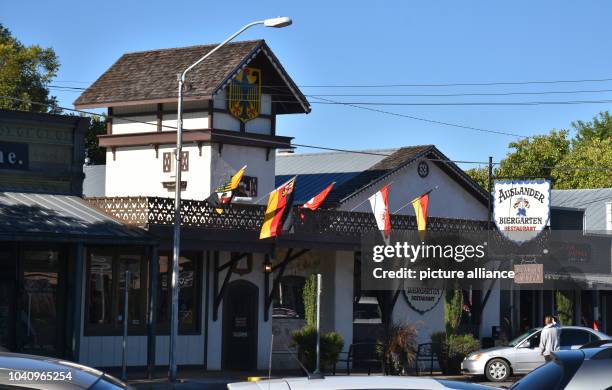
[494,180,551,243]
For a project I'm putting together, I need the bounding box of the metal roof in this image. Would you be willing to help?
[552,188,612,232]
[0,192,153,243]
[275,149,396,204]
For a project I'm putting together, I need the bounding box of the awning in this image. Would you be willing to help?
[0,192,154,245]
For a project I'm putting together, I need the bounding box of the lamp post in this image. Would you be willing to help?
[169,17,292,381]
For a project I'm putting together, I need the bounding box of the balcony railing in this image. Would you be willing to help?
[87,196,489,236]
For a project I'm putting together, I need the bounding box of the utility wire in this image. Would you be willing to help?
[310,96,526,138]
[3,95,611,171]
[54,76,612,89]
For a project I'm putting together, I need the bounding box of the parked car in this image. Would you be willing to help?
[0,352,131,389]
[509,343,612,389]
[228,376,496,390]
[461,326,611,382]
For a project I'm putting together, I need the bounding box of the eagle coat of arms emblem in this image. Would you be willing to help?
[228,67,262,123]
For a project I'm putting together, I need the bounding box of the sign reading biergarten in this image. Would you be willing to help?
[494,180,551,243]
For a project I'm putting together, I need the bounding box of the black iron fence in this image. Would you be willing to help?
[87,196,489,236]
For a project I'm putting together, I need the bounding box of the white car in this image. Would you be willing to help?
[461,326,611,382]
[228,376,495,390]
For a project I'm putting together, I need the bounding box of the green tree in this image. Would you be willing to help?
[444,286,463,335]
[465,167,490,190]
[553,137,612,189]
[85,116,107,165]
[555,291,574,325]
[572,111,612,144]
[0,23,59,113]
[497,130,571,179]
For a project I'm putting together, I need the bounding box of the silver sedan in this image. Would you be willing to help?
[461,326,610,382]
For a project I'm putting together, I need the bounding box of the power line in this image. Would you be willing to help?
[310,96,526,138]
[53,76,612,89]
[3,95,611,171]
[309,99,612,106]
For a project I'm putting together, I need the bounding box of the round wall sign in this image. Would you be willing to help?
[417,161,429,178]
[403,286,443,315]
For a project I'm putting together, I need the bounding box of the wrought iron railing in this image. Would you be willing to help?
[86,196,489,235]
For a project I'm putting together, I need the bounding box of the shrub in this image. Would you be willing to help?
[556,290,574,325]
[430,331,479,374]
[303,275,317,327]
[291,326,344,372]
[378,323,419,375]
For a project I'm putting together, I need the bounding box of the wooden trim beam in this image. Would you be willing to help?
[156,103,163,132]
[212,252,247,321]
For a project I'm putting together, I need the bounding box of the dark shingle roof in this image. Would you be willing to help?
[74,40,309,112]
[325,145,433,205]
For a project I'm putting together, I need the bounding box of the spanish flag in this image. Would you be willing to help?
[411,191,430,239]
[260,177,297,239]
[207,165,246,214]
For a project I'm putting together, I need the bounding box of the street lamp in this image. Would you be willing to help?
[169,17,293,381]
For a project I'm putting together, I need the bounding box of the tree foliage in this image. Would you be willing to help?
[85,116,107,165]
[303,274,318,328]
[466,112,612,190]
[0,23,59,113]
[444,286,463,336]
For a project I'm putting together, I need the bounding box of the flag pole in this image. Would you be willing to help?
[349,181,394,212]
[392,185,439,215]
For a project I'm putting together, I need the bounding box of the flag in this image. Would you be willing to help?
[260,177,296,239]
[594,320,599,331]
[369,184,391,243]
[206,165,246,214]
[411,191,430,240]
[301,182,334,211]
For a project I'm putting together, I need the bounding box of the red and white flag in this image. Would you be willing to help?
[369,184,391,242]
[301,182,335,211]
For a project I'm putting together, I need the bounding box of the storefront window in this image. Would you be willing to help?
[157,253,200,333]
[85,248,147,335]
[88,254,113,325]
[273,275,305,319]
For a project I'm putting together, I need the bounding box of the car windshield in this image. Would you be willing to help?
[509,329,538,346]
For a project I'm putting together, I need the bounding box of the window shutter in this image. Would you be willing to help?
[181,151,189,172]
[162,152,172,172]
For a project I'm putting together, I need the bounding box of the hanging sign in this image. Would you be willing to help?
[494,180,551,243]
[403,286,443,315]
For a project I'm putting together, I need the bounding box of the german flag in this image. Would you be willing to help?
[259,177,296,240]
[411,191,430,239]
[207,165,246,214]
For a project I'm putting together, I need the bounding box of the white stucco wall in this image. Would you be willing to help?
[340,158,488,221]
[104,144,212,200]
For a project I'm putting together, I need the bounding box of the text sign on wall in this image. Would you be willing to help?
[0,141,28,170]
[494,180,551,243]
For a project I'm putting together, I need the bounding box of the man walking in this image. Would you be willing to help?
[539,315,561,362]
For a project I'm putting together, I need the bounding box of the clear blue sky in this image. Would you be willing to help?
[4,0,612,168]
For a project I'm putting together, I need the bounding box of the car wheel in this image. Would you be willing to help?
[485,358,511,382]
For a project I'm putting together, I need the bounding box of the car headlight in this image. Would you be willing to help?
[466,353,483,361]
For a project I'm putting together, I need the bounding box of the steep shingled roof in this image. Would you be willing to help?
[74,40,309,113]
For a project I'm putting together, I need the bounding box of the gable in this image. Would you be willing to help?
[74,40,309,114]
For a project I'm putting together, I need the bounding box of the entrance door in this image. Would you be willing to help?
[222,280,258,370]
[17,249,66,356]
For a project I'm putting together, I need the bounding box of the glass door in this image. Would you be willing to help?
[18,249,65,356]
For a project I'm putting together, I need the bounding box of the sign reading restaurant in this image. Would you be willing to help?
[494,180,551,243]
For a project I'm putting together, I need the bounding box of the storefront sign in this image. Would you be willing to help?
[513,263,544,284]
[0,141,28,170]
[403,286,443,314]
[494,180,551,243]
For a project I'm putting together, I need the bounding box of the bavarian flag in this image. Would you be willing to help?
[260,177,297,239]
[411,191,430,238]
[206,165,246,214]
